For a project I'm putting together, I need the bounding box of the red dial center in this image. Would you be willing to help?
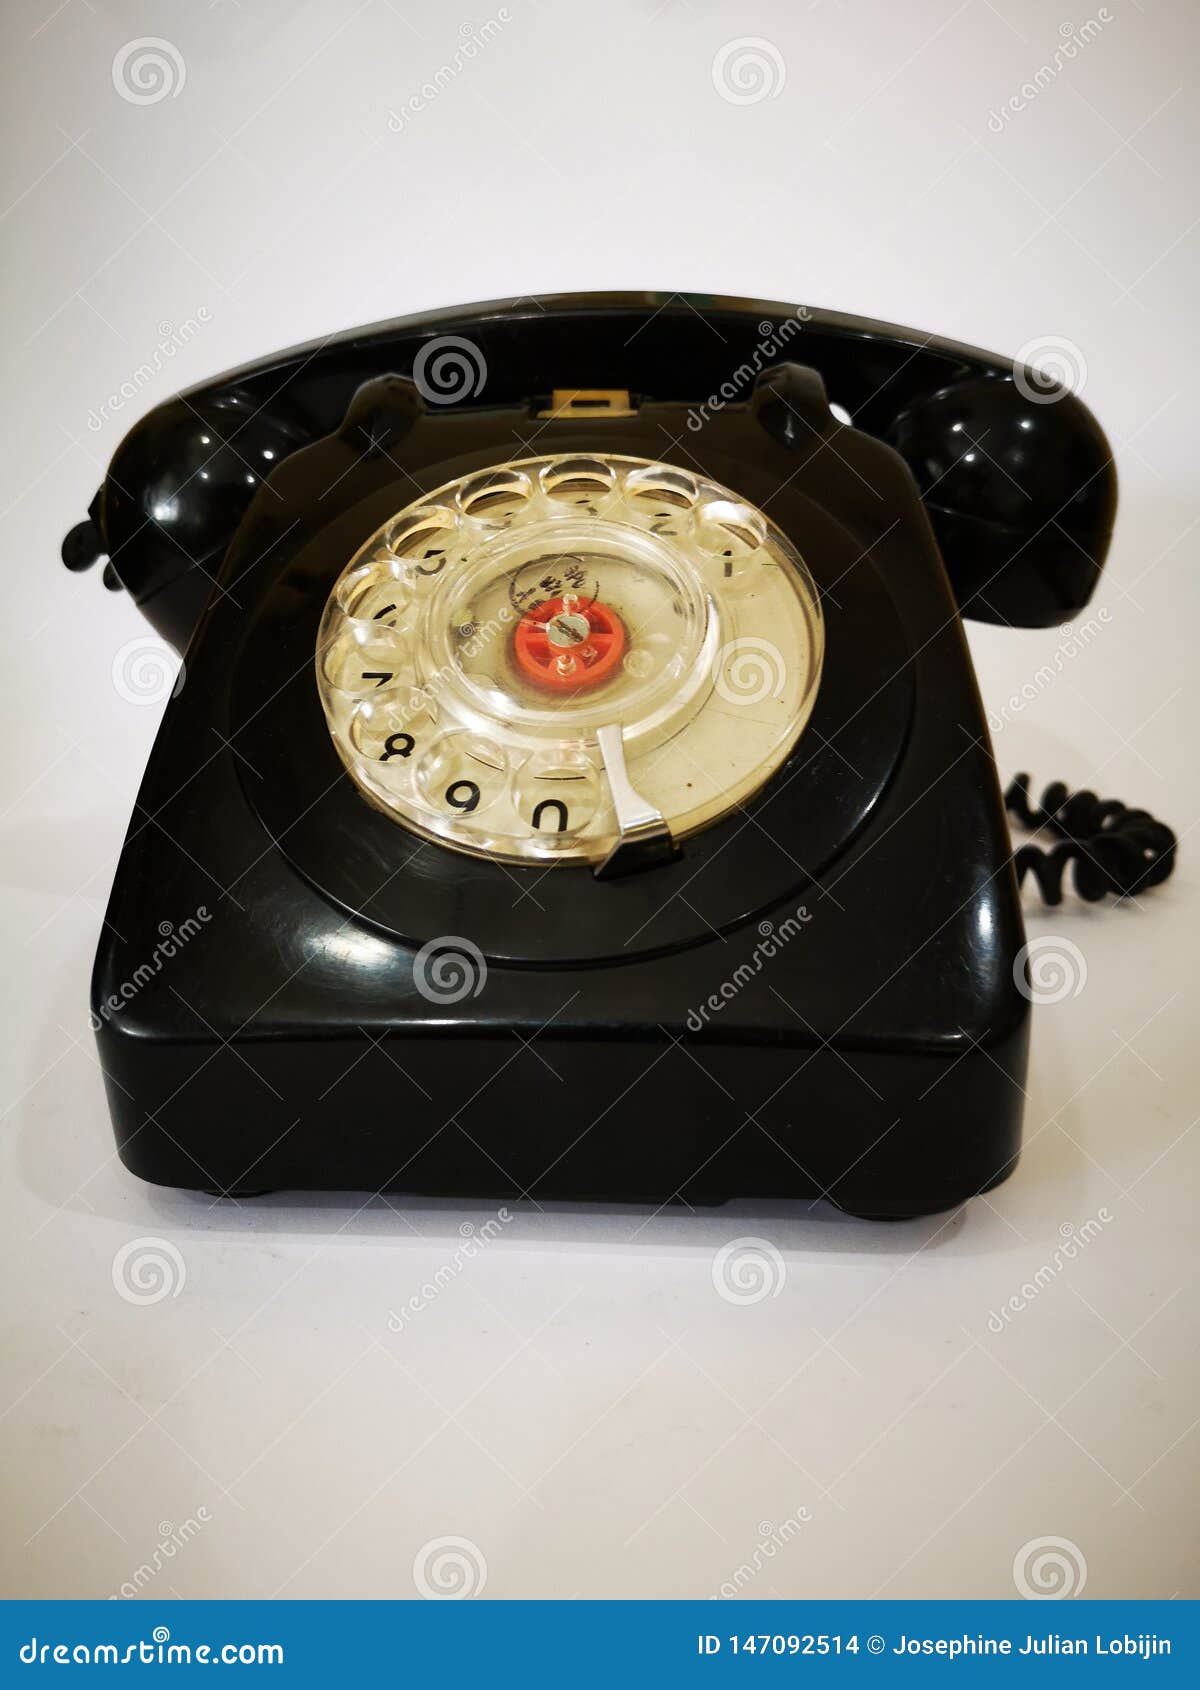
[513,594,627,691]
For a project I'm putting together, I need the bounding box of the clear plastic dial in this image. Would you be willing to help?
[315,454,824,868]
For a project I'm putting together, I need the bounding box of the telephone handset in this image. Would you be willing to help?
[66,293,1116,648]
[65,293,1171,1218]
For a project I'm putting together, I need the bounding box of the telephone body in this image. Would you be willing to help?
[66,293,1117,1218]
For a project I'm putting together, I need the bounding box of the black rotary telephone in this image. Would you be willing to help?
[64,293,1175,1218]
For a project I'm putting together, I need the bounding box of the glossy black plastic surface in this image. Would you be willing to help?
[67,293,1115,646]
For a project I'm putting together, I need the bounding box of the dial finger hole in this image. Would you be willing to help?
[341,581,412,627]
[695,499,769,583]
[319,620,411,698]
[416,732,508,818]
[624,465,700,509]
[383,506,458,579]
[623,465,700,536]
[513,752,602,840]
[335,555,412,624]
[539,456,617,513]
[348,686,429,762]
[456,468,533,529]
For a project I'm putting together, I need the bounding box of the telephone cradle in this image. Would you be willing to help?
[64,293,1126,1220]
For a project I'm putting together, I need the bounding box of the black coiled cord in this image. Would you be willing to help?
[1004,774,1177,906]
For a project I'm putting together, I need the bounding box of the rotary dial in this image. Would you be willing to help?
[315,454,824,871]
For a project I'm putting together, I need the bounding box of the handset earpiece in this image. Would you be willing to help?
[882,372,1116,628]
[74,375,429,654]
[82,385,314,651]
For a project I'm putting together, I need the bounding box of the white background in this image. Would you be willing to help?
[2,0,1197,1602]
